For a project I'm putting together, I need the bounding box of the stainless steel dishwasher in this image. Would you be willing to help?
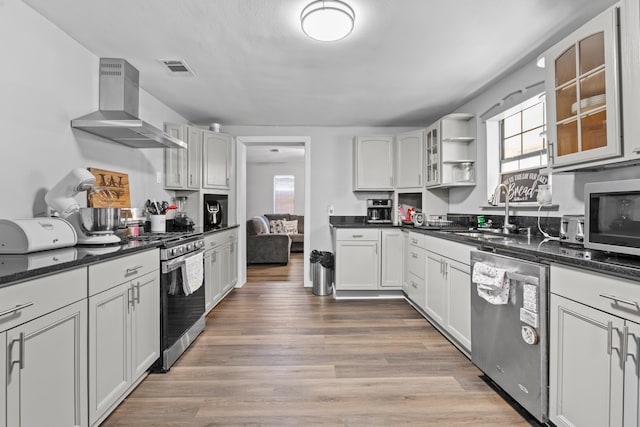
[470,250,549,423]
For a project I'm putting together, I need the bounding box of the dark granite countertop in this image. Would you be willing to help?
[202,224,240,235]
[0,239,163,288]
[402,225,640,282]
[329,216,399,229]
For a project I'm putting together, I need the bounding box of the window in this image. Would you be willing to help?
[273,175,294,214]
[500,96,547,176]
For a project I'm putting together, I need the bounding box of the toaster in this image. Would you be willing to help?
[560,215,584,245]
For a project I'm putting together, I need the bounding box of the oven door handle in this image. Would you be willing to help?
[162,248,205,274]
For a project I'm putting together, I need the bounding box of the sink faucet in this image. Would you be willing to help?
[492,184,517,234]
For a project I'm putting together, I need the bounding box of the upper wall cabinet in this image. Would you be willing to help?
[203,130,233,191]
[164,124,202,190]
[353,135,394,191]
[544,6,622,170]
[395,130,424,189]
[621,0,640,160]
[425,113,477,189]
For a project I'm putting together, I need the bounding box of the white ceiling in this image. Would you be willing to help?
[25,0,616,127]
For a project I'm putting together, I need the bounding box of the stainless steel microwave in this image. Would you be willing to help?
[584,179,640,256]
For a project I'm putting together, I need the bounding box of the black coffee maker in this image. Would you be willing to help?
[203,194,228,231]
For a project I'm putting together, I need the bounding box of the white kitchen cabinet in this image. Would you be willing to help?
[0,268,88,427]
[544,6,622,170]
[164,124,201,190]
[549,263,640,427]
[352,136,394,191]
[621,0,640,162]
[203,131,233,190]
[335,230,380,290]
[380,229,403,288]
[404,232,426,308]
[395,130,424,189]
[204,229,238,313]
[422,235,473,352]
[334,228,403,291]
[425,114,477,189]
[88,250,160,426]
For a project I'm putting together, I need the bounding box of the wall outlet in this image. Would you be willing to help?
[156,171,162,184]
[328,205,334,216]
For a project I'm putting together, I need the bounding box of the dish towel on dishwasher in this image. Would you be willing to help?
[182,251,204,296]
[472,262,510,305]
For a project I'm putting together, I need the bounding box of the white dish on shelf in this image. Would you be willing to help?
[571,94,605,113]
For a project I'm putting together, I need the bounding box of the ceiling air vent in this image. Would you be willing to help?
[159,59,195,77]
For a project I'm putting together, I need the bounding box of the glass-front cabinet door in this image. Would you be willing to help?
[424,124,440,187]
[544,6,621,169]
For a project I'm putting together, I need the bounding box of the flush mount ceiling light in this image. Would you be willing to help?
[301,0,355,42]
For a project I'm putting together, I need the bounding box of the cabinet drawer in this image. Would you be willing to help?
[424,235,472,265]
[408,232,425,248]
[405,272,425,308]
[335,228,379,241]
[551,264,640,323]
[89,249,159,296]
[0,268,87,332]
[407,247,426,279]
[205,228,237,249]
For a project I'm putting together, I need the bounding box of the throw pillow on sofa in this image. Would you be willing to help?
[282,219,298,234]
[269,219,285,234]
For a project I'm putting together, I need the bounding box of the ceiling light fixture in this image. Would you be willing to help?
[301,0,355,42]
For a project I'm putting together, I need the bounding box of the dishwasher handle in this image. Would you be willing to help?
[506,271,539,286]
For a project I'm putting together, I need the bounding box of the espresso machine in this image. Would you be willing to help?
[366,199,393,224]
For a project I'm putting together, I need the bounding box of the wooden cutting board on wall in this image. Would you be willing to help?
[87,167,131,208]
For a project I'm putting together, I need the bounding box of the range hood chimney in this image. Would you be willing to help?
[71,58,187,150]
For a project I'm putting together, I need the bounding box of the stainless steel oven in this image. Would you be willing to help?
[585,179,640,256]
[129,232,205,372]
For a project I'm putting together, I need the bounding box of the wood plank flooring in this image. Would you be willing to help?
[102,253,534,426]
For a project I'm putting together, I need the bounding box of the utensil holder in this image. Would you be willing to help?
[150,215,166,233]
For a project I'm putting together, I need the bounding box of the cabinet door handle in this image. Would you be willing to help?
[375,243,378,255]
[11,332,25,370]
[633,147,640,154]
[134,283,141,304]
[622,325,629,370]
[418,174,421,185]
[607,321,614,356]
[411,252,418,259]
[599,294,639,309]
[352,234,363,238]
[126,265,143,276]
[128,287,134,311]
[0,302,34,318]
[411,238,418,244]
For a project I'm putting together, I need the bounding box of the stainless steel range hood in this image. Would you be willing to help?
[71,58,187,150]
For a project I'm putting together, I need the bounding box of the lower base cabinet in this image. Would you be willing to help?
[334,228,402,291]
[550,264,640,427]
[204,229,238,313]
[6,300,88,427]
[88,270,159,426]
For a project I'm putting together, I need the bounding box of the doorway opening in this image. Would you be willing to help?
[236,136,311,288]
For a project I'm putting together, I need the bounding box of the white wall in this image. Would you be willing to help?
[0,1,188,219]
[246,160,305,218]
[226,126,415,253]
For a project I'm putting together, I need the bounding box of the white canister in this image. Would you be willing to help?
[150,215,166,233]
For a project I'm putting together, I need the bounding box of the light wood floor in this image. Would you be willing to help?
[103,253,534,426]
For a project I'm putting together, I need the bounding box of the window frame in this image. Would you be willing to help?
[273,175,295,214]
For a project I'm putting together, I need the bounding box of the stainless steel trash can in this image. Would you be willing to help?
[311,251,333,296]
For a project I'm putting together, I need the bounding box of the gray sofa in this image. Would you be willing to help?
[246,216,292,265]
[264,214,304,253]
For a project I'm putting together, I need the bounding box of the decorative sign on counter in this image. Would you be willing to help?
[87,167,131,208]
[499,169,548,204]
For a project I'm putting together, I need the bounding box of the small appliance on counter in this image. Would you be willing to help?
[0,218,77,254]
[167,196,195,232]
[559,215,584,246]
[366,199,392,224]
[203,194,228,231]
[45,168,121,245]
